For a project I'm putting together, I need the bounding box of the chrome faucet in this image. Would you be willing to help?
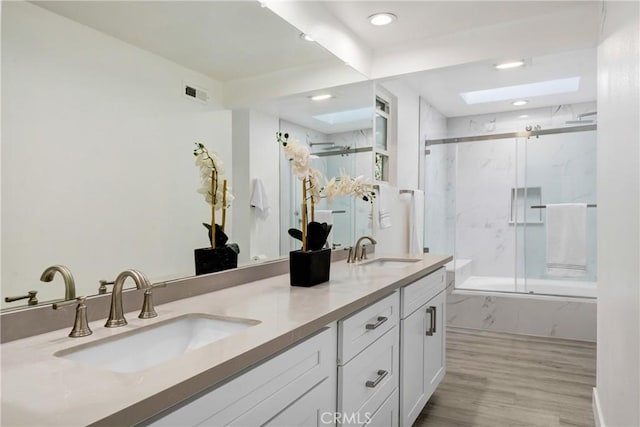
[40,265,76,300]
[105,269,151,328]
[353,235,377,262]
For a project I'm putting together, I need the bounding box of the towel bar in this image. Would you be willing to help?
[530,204,597,208]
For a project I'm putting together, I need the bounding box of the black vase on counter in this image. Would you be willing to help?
[289,247,331,287]
[194,244,239,276]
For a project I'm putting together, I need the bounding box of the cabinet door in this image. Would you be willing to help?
[400,289,446,427]
[423,289,446,402]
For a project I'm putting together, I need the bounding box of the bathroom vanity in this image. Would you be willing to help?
[0,254,450,426]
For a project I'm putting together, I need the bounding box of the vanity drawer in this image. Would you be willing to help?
[338,326,399,424]
[400,267,445,319]
[338,292,399,365]
[366,388,399,427]
[150,326,336,427]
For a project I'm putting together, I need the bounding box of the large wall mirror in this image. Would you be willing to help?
[1,1,361,310]
[264,82,376,256]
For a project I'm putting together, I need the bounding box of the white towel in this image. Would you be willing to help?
[546,203,587,276]
[409,190,425,255]
[250,178,270,220]
[314,210,333,249]
[377,182,394,229]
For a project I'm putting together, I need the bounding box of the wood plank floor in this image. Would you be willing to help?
[415,328,597,427]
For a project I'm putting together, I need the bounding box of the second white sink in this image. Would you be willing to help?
[360,257,421,269]
[56,314,260,373]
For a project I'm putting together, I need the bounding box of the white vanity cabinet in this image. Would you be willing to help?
[337,292,400,427]
[399,267,446,427]
[149,326,337,427]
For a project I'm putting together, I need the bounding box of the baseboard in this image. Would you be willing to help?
[592,387,605,427]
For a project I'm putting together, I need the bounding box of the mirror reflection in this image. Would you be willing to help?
[270,82,376,255]
[1,0,354,310]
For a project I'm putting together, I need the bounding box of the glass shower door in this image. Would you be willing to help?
[454,138,520,293]
[523,130,597,297]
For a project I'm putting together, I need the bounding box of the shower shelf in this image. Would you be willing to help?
[509,187,543,224]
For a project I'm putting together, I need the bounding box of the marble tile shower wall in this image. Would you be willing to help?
[447,101,597,138]
[422,102,597,283]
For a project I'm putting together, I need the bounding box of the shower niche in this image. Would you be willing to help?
[509,187,543,224]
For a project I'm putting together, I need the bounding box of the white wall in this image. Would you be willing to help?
[231,110,251,264]
[248,110,280,261]
[376,80,421,255]
[595,2,640,426]
[1,2,230,304]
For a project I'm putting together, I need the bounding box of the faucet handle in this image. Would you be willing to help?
[53,297,92,338]
[138,282,167,319]
[5,290,39,305]
[98,280,115,295]
[345,246,355,263]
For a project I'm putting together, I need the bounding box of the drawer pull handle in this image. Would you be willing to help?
[365,316,388,330]
[426,306,437,336]
[365,370,388,388]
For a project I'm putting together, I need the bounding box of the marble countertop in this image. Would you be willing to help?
[1,254,450,426]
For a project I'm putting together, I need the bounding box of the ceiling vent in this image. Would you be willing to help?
[183,83,209,104]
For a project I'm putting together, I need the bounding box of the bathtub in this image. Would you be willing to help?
[457,275,597,298]
[445,259,596,340]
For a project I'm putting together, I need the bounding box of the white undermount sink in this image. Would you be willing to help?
[56,314,260,373]
[359,257,422,269]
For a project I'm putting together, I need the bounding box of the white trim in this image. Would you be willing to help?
[592,387,605,427]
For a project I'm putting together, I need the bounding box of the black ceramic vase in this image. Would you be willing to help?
[194,245,239,275]
[289,247,331,287]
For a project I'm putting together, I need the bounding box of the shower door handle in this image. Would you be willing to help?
[426,306,436,336]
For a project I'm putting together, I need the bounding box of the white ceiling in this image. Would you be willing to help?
[258,82,375,134]
[265,1,599,118]
[323,1,597,51]
[31,0,601,116]
[32,1,339,82]
[396,48,597,117]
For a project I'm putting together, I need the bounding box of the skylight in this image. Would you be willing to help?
[460,77,581,105]
[313,107,373,125]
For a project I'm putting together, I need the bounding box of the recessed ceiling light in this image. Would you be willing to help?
[368,12,397,26]
[495,60,525,70]
[459,77,580,105]
[519,114,529,118]
[310,94,333,101]
[300,33,314,42]
[512,100,528,106]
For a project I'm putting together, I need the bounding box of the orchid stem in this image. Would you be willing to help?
[221,179,227,233]
[211,171,216,249]
[302,178,308,252]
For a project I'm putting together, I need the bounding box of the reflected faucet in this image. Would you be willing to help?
[354,235,377,262]
[40,265,76,300]
[105,269,151,328]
